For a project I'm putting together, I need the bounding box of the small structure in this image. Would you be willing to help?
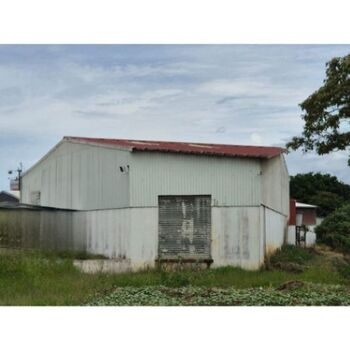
[296,202,318,228]
[0,191,19,204]
[288,199,317,246]
[8,137,290,270]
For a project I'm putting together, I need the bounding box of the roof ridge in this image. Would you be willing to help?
[64,136,284,150]
[63,136,285,159]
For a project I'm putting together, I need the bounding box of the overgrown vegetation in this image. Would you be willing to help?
[88,284,350,306]
[290,172,350,217]
[265,245,316,273]
[268,244,315,265]
[0,245,350,305]
[316,204,350,253]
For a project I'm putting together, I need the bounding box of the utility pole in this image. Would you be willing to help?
[8,162,23,192]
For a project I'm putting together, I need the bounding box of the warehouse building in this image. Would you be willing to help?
[19,136,289,270]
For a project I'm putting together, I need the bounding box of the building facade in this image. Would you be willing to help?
[20,137,289,270]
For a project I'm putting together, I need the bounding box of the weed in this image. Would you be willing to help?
[333,256,350,279]
[0,246,349,305]
[160,271,190,287]
[269,245,315,265]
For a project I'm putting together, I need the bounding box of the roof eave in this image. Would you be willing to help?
[64,137,134,153]
[131,148,282,159]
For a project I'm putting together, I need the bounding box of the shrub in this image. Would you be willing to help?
[333,257,350,279]
[315,204,350,253]
[266,245,315,272]
[269,245,314,265]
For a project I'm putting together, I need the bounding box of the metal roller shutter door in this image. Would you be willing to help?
[158,195,211,259]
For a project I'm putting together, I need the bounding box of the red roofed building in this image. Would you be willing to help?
[20,136,289,270]
[288,199,318,246]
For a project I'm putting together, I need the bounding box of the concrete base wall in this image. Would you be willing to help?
[0,204,288,271]
[212,206,263,270]
[73,259,132,273]
[78,208,158,271]
[264,207,286,256]
[84,209,131,260]
[83,206,267,271]
[129,208,158,270]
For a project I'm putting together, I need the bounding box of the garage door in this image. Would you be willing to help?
[158,195,211,260]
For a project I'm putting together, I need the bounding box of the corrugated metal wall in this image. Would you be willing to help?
[83,207,158,270]
[0,207,156,270]
[211,206,263,270]
[83,209,130,259]
[21,141,131,210]
[0,209,85,251]
[263,206,286,255]
[158,195,211,259]
[22,141,289,217]
[261,154,289,217]
[130,152,262,207]
[0,205,286,271]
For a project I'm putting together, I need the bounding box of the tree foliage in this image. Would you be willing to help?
[290,172,350,217]
[316,204,350,253]
[287,54,350,165]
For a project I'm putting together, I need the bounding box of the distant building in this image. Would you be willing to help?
[17,136,289,270]
[288,199,318,246]
[296,202,318,227]
[0,191,19,204]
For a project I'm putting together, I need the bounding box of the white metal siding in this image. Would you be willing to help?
[21,141,130,210]
[84,207,158,270]
[261,154,289,216]
[1,205,274,270]
[263,206,286,255]
[0,209,85,251]
[84,209,130,259]
[130,152,262,207]
[211,206,263,270]
[83,206,265,270]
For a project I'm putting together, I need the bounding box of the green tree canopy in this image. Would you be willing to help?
[315,204,350,253]
[290,172,350,217]
[287,54,350,165]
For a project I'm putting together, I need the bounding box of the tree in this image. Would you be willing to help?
[287,54,350,165]
[290,172,350,217]
[309,191,346,217]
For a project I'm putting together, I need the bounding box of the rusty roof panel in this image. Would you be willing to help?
[64,136,285,159]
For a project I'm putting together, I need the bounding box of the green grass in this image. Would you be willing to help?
[0,245,349,305]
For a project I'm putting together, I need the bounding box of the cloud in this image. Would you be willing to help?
[216,95,263,104]
[1,44,350,190]
[215,126,226,133]
[286,150,350,183]
[250,132,263,145]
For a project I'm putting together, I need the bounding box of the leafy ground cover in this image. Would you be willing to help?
[0,245,350,305]
[87,284,350,306]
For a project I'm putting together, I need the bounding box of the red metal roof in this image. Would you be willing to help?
[64,136,285,159]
